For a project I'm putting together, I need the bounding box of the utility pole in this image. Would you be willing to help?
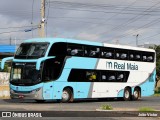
[9,36,12,45]
[133,34,139,47]
[136,34,139,47]
[39,0,46,37]
[115,40,119,44]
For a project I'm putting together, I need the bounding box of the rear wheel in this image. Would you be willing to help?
[123,88,131,101]
[132,88,140,100]
[61,88,73,103]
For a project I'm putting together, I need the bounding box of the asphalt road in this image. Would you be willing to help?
[0,96,159,111]
[0,97,159,119]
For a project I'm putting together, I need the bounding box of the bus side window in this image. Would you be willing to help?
[86,71,97,81]
[147,55,153,62]
[101,48,114,59]
[130,54,134,59]
[134,51,142,61]
[48,42,67,56]
[107,72,116,81]
[117,73,124,82]
[101,75,107,81]
[142,52,154,62]
[135,55,140,60]
[67,44,84,56]
[108,75,116,81]
[121,53,127,59]
[85,46,100,58]
[143,55,147,61]
[115,49,128,60]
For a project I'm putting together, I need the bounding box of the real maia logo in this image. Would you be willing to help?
[107,62,138,70]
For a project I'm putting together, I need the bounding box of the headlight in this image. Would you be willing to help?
[31,88,41,93]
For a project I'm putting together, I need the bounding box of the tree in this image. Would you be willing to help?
[150,45,160,78]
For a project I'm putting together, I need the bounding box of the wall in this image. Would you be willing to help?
[0,72,10,98]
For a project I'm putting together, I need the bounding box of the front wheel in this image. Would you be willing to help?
[132,88,140,100]
[61,88,73,103]
[123,88,131,101]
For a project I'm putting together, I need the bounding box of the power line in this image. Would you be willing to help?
[49,1,160,14]
[0,26,39,35]
[49,6,160,16]
[128,32,160,44]
[49,1,159,10]
[110,16,160,40]
[0,25,39,30]
[74,0,138,38]
[97,1,160,42]
[0,30,25,35]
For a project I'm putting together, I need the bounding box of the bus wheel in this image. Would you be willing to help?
[61,88,73,103]
[123,88,131,101]
[133,88,140,100]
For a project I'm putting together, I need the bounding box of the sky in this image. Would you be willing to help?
[0,0,160,46]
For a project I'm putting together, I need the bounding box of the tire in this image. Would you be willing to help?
[132,88,140,101]
[123,88,131,101]
[61,88,73,103]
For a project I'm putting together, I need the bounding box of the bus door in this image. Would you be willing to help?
[42,57,65,99]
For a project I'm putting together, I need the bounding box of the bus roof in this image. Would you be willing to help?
[24,38,155,52]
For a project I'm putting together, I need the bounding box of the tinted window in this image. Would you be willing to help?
[142,55,147,61]
[115,50,128,60]
[48,42,67,56]
[48,42,155,63]
[86,71,98,81]
[67,44,84,56]
[68,69,129,82]
[142,52,154,62]
[147,56,153,62]
[130,54,134,60]
[101,48,114,59]
[85,46,100,57]
[134,52,141,61]
[15,43,49,59]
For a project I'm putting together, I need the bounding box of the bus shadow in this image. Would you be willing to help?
[73,98,124,103]
[2,97,145,104]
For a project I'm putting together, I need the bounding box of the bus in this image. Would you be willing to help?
[0,38,156,102]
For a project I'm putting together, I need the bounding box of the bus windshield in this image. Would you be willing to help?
[15,43,49,59]
[10,63,42,86]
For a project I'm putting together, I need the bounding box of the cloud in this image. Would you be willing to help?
[75,32,100,41]
[0,0,160,46]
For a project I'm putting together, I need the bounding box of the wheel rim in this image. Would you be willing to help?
[125,90,130,99]
[134,90,139,98]
[62,90,69,101]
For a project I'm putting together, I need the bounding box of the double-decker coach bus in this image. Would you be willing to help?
[1,38,156,102]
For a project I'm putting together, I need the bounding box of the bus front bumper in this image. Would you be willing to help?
[10,87,43,100]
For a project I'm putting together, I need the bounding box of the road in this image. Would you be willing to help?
[0,96,159,111]
[0,97,159,120]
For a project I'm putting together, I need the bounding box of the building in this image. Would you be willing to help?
[0,45,16,59]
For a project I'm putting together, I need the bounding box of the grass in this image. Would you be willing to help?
[101,104,113,110]
[153,93,160,97]
[139,107,155,112]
